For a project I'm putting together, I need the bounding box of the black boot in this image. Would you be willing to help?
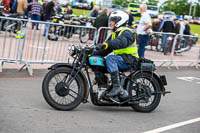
[106,71,121,97]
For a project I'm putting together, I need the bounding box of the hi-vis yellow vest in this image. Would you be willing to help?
[111,27,139,58]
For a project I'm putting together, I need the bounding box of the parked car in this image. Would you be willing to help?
[162,11,176,19]
[110,5,123,12]
[190,17,200,25]
[128,3,140,16]
[72,0,91,10]
[58,0,70,7]
[147,5,159,18]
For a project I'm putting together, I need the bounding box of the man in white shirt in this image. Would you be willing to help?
[137,3,152,58]
[179,18,185,34]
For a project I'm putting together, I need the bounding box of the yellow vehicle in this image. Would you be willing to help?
[128,3,140,16]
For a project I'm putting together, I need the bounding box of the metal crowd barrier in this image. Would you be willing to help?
[170,34,199,69]
[95,27,112,45]
[0,16,24,72]
[147,32,177,68]
[0,16,97,75]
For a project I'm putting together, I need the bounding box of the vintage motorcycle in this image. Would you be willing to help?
[42,44,170,112]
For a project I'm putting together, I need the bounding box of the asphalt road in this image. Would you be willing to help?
[0,70,200,133]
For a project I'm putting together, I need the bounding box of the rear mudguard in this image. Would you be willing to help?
[48,63,89,103]
[124,70,167,96]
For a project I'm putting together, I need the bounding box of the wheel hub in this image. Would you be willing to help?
[55,82,69,97]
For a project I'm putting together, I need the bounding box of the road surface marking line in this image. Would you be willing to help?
[143,117,200,133]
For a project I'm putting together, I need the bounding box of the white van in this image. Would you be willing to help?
[147,5,159,18]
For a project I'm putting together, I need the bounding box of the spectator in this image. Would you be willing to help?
[137,3,152,58]
[17,0,28,15]
[183,20,191,35]
[43,0,56,36]
[90,1,93,10]
[125,9,134,27]
[94,8,109,44]
[179,18,185,34]
[56,5,62,15]
[94,8,108,30]
[90,5,99,17]
[158,16,175,52]
[1,0,10,13]
[152,18,161,32]
[174,18,180,34]
[158,16,175,33]
[29,0,43,30]
[66,6,73,15]
[41,0,48,21]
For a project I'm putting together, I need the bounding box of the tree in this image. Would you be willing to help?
[161,0,190,15]
[146,0,159,6]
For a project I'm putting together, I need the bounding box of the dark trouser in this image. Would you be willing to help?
[31,14,40,29]
[138,34,150,58]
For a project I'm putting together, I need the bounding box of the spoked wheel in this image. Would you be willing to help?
[47,26,58,41]
[42,67,84,111]
[79,28,89,43]
[128,72,161,112]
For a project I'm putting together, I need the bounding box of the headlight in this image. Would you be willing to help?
[68,45,76,56]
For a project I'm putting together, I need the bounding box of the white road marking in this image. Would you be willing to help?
[177,77,200,84]
[143,117,200,133]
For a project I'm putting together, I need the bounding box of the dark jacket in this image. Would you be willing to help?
[128,14,134,27]
[184,24,191,35]
[91,10,98,17]
[159,18,175,32]
[152,22,160,32]
[94,14,108,30]
[93,28,137,65]
[43,1,55,21]
[174,23,180,34]
[27,0,32,11]
[66,9,73,15]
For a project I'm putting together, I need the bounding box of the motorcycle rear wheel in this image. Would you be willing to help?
[128,72,161,112]
[42,67,84,111]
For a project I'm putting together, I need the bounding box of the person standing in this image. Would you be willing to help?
[174,18,180,34]
[125,9,134,27]
[91,5,99,17]
[94,8,109,44]
[29,0,43,30]
[1,0,10,13]
[41,0,48,21]
[158,16,175,53]
[179,18,185,35]
[43,0,56,36]
[137,3,152,58]
[66,6,73,15]
[17,0,28,15]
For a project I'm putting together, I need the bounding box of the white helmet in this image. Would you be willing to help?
[109,10,129,28]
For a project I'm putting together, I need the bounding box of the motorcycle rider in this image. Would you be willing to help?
[93,10,139,97]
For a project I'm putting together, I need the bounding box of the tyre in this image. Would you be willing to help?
[128,72,161,112]
[79,28,89,43]
[42,67,85,111]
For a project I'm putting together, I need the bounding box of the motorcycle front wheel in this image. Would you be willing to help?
[128,72,161,112]
[42,67,85,111]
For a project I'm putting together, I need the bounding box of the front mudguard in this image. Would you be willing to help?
[125,70,169,96]
[48,63,89,103]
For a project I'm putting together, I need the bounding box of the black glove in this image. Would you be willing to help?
[96,43,106,50]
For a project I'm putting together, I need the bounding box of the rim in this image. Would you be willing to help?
[48,72,80,105]
[131,77,157,108]
[80,28,89,43]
